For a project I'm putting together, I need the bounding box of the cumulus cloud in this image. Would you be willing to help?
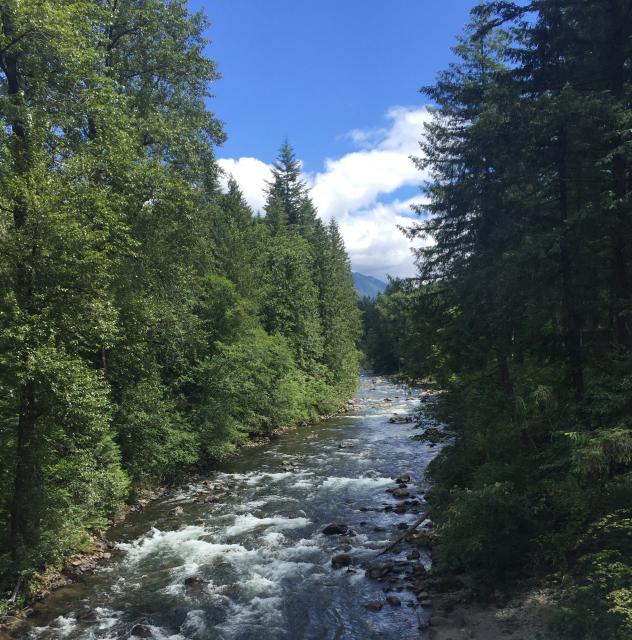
[310,107,430,222]
[218,106,430,279]
[340,196,431,280]
[217,157,273,214]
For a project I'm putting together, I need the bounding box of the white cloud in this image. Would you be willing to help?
[309,107,430,222]
[218,106,430,279]
[217,157,272,213]
[340,196,431,280]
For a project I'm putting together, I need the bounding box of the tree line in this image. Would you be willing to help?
[0,0,360,601]
[363,1,632,637]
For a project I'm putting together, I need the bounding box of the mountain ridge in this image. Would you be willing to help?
[353,272,387,299]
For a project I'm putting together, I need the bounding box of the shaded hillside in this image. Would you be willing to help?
[353,272,387,299]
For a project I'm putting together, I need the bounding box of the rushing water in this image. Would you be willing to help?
[21,375,440,640]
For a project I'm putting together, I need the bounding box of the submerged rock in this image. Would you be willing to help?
[365,600,384,611]
[386,595,402,606]
[322,522,349,535]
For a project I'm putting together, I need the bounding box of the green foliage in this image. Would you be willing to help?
[0,2,360,599]
[115,375,198,484]
[193,329,313,459]
[436,482,533,580]
[363,2,632,636]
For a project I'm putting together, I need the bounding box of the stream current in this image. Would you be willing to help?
[20,375,440,640]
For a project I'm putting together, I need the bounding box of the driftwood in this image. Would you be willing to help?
[8,576,24,604]
[378,514,426,556]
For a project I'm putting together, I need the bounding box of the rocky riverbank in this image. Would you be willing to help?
[1,398,361,635]
[6,375,554,640]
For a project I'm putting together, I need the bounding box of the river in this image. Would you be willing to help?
[19,375,440,640]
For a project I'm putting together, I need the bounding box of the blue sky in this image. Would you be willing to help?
[190,0,475,278]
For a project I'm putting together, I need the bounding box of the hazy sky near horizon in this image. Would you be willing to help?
[191,0,474,279]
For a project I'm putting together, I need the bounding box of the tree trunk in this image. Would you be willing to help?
[1,8,38,570]
[557,126,584,399]
[495,349,513,396]
[607,0,632,348]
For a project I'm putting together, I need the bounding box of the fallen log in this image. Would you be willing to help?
[377,514,426,556]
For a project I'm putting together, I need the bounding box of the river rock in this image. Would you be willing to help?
[386,595,401,606]
[396,473,411,484]
[184,576,207,590]
[365,600,383,611]
[412,426,443,443]
[130,624,153,638]
[331,553,352,569]
[392,487,410,498]
[413,564,428,577]
[322,522,349,535]
[77,609,99,623]
[389,414,412,424]
[366,562,394,580]
[169,506,184,517]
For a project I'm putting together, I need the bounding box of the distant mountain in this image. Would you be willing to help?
[353,272,387,299]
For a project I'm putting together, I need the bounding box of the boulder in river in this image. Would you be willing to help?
[396,473,411,484]
[411,426,443,443]
[184,576,207,591]
[322,522,349,535]
[77,609,99,623]
[389,414,412,424]
[169,506,184,517]
[130,624,153,638]
[366,562,395,580]
[331,553,352,569]
[365,600,384,611]
[386,595,402,606]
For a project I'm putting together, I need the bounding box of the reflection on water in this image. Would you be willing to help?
[21,375,440,640]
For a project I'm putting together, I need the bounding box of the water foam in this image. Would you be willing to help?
[224,514,310,537]
[319,476,393,491]
[118,526,256,566]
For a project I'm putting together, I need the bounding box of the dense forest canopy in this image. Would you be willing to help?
[363,1,632,637]
[0,0,360,600]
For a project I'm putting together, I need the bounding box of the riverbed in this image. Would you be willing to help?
[19,375,440,640]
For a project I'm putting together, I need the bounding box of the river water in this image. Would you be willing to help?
[20,375,440,640]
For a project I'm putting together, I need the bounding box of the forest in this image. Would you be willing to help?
[0,0,360,608]
[4,1,632,639]
[363,1,632,637]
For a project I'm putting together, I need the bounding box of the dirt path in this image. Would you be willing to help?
[427,587,557,639]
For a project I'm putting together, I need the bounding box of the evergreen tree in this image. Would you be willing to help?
[364,3,632,636]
